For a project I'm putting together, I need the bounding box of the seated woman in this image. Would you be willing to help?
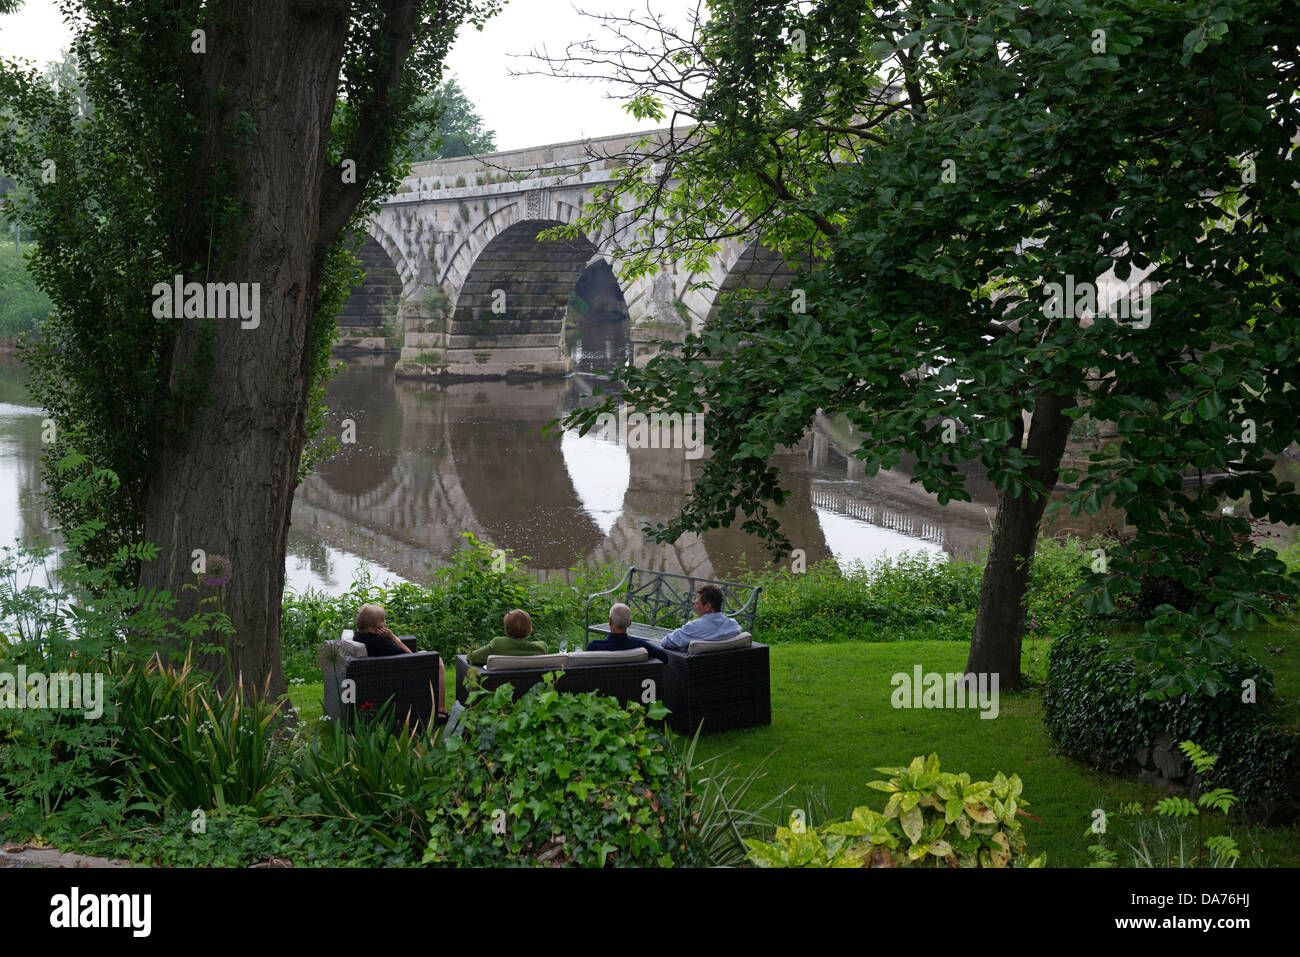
[353,603,448,720]
[469,609,548,666]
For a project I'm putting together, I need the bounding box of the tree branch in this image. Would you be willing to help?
[318,0,425,246]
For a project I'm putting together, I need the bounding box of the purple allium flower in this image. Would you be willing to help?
[203,554,233,587]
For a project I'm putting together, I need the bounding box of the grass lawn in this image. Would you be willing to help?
[683,640,1300,866]
[287,630,1300,868]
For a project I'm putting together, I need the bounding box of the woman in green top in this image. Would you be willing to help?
[469,609,548,665]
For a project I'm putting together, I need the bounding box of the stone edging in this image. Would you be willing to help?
[0,842,132,869]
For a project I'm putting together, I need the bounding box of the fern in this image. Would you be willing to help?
[1085,741,1247,867]
[1154,796,1196,818]
[1198,787,1239,815]
[1178,740,1218,776]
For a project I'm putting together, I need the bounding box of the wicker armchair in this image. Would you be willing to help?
[320,635,441,732]
[657,641,771,736]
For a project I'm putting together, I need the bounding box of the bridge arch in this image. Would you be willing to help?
[430,216,610,377]
[337,233,406,334]
[697,241,808,331]
[453,219,600,328]
[366,213,421,294]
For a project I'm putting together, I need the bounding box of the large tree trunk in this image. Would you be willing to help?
[138,2,350,700]
[964,387,1077,690]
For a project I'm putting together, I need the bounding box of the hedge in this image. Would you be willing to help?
[1043,628,1296,806]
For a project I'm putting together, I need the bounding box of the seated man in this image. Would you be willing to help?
[585,603,639,651]
[641,585,740,661]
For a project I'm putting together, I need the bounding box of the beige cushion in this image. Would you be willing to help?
[564,648,649,665]
[484,653,568,672]
[687,631,752,655]
[338,637,368,658]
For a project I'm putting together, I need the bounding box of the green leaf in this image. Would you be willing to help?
[1196,392,1225,420]
[900,804,924,843]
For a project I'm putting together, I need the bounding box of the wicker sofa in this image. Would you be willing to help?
[454,649,664,710]
[320,633,441,732]
[584,568,770,735]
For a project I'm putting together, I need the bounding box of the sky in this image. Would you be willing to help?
[0,0,704,152]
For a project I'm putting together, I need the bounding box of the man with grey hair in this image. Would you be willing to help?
[585,602,639,651]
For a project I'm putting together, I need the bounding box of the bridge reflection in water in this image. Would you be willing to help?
[285,357,1150,595]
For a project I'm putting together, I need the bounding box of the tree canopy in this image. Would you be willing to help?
[405,76,497,161]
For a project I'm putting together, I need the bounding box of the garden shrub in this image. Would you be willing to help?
[747,553,982,643]
[0,552,120,838]
[744,753,1044,868]
[1043,628,1295,806]
[115,653,289,815]
[1022,535,1094,639]
[0,645,124,839]
[424,676,697,867]
[1087,524,1296,622]
[743,538,1089,645]
[291,701,450,858]
[281,533,1095,667]
[290,685,765,868]
[0,472,233,842]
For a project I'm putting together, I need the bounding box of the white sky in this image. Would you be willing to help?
[0,0,702,152]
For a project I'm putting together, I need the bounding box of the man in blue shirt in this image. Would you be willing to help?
[642,585,740,660]
[585,603,640,651]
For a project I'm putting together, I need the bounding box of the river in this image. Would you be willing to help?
[4,345,1275,598]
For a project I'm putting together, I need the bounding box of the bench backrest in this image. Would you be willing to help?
[624,567,760,633]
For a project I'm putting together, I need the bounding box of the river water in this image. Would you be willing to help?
[4,344,1275,598]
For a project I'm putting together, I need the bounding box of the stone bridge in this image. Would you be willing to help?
[337,129,800,378]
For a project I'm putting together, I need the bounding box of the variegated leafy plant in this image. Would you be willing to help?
[745,754,1045,868]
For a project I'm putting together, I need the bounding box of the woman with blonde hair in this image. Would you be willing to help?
[468,609,547,665]
[353,603,447,720]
